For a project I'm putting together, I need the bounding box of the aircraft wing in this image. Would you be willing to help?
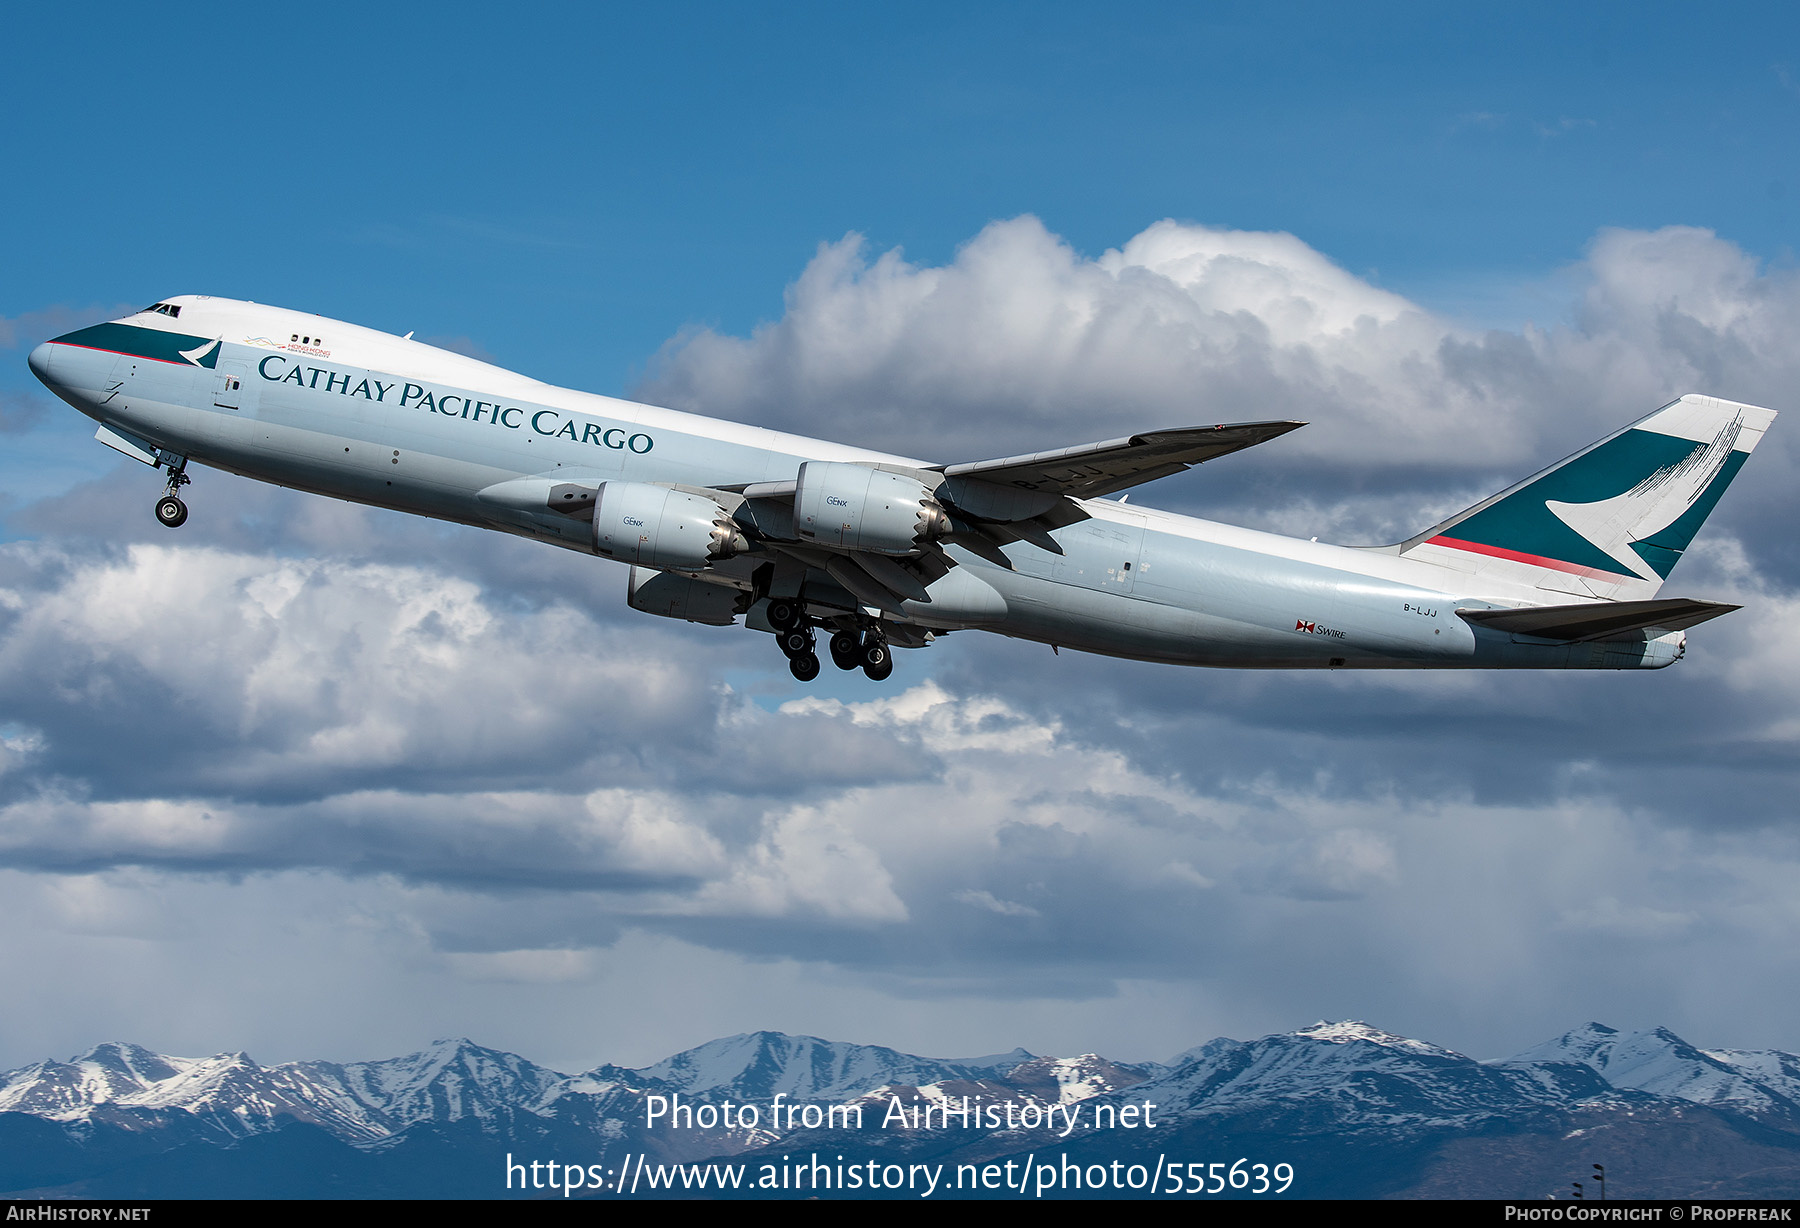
[939,420,1305,499]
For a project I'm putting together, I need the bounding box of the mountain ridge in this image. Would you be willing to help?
[4,1020,1799,1197]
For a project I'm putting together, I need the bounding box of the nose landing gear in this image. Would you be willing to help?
[154,462,191,528]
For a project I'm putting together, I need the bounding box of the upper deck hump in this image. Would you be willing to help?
[117,296,926,470]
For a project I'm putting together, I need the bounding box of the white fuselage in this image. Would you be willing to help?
[28,296,1681,672]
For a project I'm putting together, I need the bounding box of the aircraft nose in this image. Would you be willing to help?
[27,341,56,386]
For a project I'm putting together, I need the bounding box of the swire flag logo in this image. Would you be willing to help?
[1294,618,1348,640]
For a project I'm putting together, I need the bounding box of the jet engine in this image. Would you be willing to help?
[592,482,748,570]
[794,462,950,555]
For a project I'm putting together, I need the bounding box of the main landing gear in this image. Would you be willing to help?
[768,601,893,683]
[154,462,191,528]
[831,629,892,681]
[778,622,821,683]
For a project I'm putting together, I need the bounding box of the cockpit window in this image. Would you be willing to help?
[140,302,181,319]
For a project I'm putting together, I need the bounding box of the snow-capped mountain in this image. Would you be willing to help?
[0,1043,377,1141]
[0,1043,192,1120]
[1122,1020,1619,1134]
[612,1030,1034,1101]
[995,1053,1150,1105]
[1706,1046,1800,1109]
[0,1030,1054,1151]
[833,1052,1154,1136]
[3,1021,1799,1197]
[1507,1022,1800,1125]
[327,1037,567,1132]
[5,1020,1795,1147]
[0,1037,567,1143]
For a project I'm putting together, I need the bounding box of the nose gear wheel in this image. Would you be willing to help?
[155,462,191,528]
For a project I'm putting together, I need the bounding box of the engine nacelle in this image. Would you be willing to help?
[593,482,748,571]
[627,567,746,626]
[794,462,950,555]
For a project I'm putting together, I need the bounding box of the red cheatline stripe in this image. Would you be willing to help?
[1425,535,1629,580]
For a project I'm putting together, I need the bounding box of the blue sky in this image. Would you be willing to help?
[8,4,1799,387]
[2,4,1800,1075]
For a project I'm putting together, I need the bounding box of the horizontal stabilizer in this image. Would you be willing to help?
[940,420,1304,500]
[1456,597,1740,642]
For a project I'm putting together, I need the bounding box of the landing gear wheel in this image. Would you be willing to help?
[861,638,893,682]
[788,650,821,682]
[155,495,188,528]
[778,626,815,658]
[766,598,801,631]
[829,631,862,671]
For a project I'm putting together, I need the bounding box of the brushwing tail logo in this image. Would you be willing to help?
[179,337,221,367]
[1544,415,1743,582]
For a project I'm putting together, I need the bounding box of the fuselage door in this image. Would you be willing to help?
[1053,512,1146,594]
[213,360,249,410]
[1100,512,1146,595]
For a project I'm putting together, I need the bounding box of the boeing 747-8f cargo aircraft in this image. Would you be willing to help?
[28,295,1775,682]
